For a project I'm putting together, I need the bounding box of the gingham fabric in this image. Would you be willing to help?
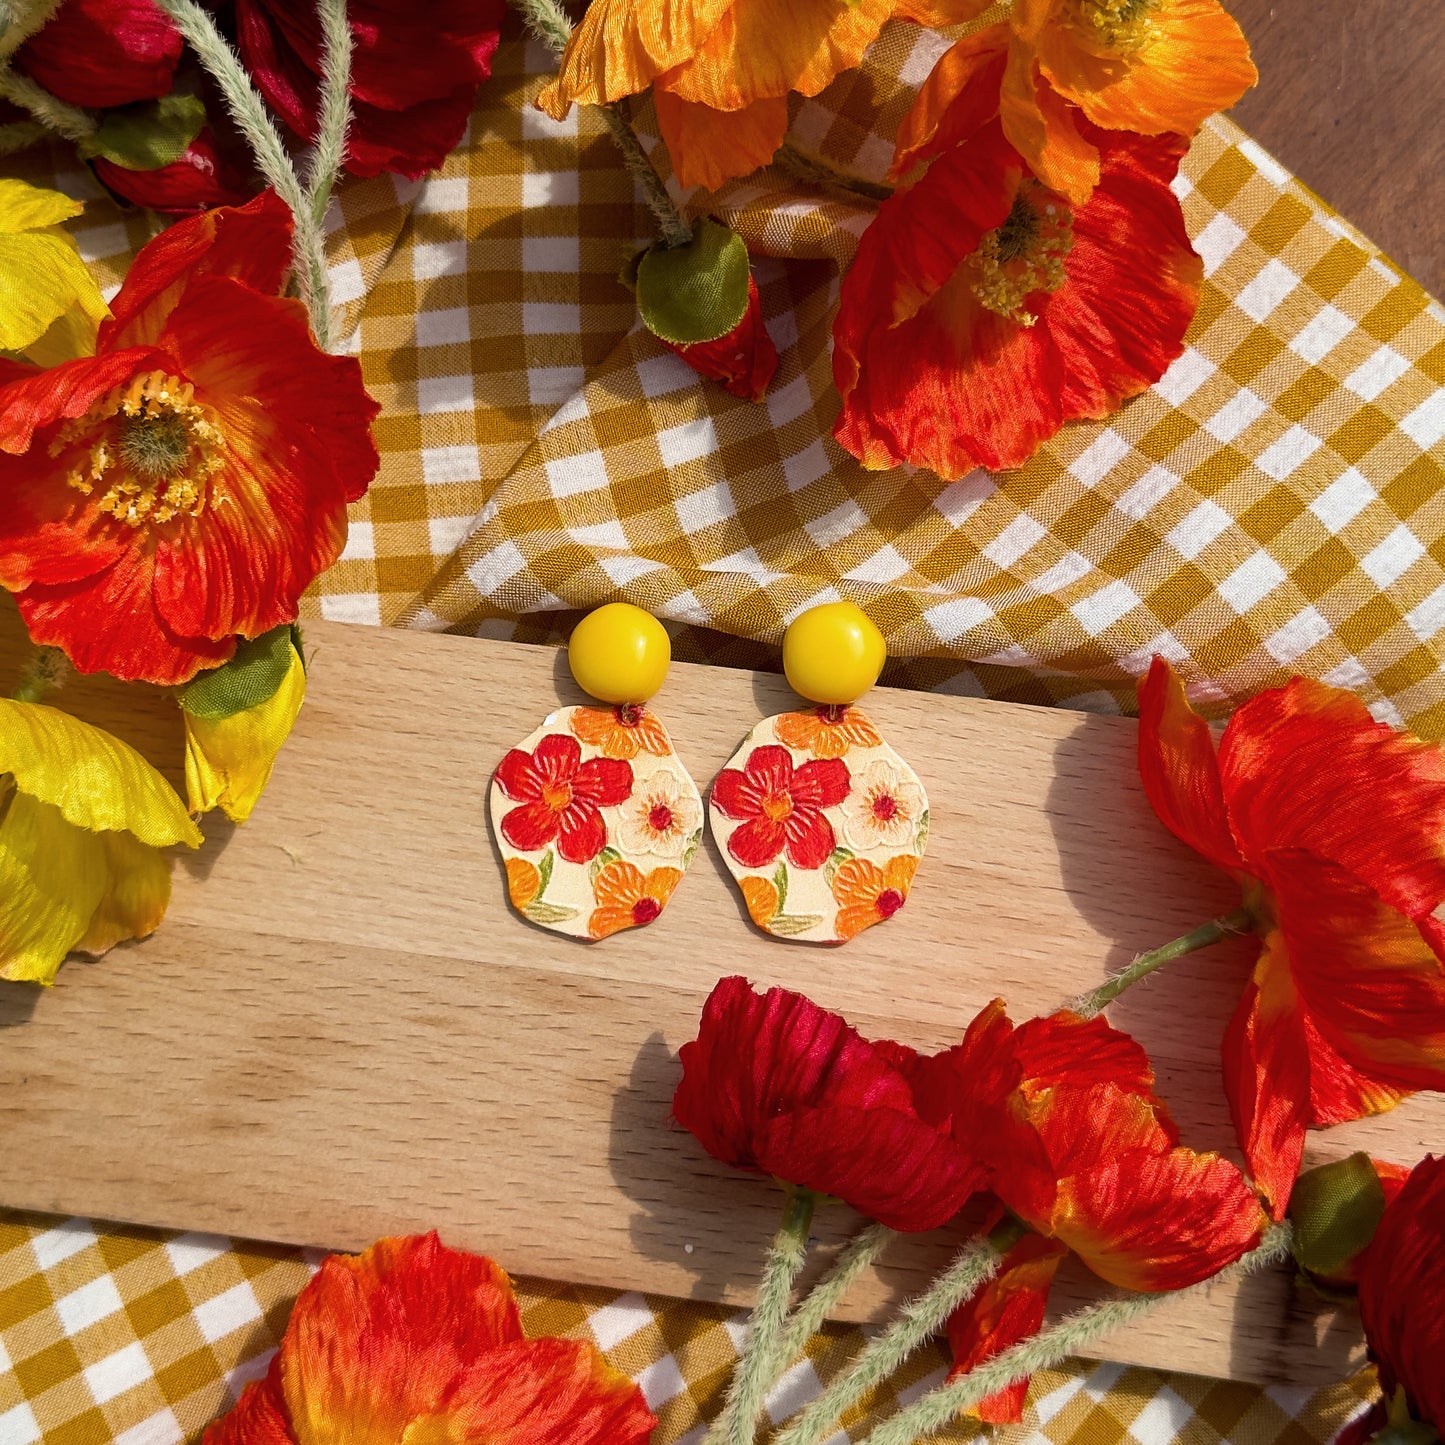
[3,5,1442,1443]
[0,1210,1375,1445]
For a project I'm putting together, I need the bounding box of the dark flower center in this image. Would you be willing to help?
[871,793,899,822]
[617,704,643,727]
[971,181,1075,328]
[648,801,675,833]
[119,412,192,479]
[632,897,662,926]
[876,889,905,918]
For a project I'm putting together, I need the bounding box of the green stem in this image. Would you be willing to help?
[1071,907,1255,1020]
[776,1222,895,1367]
[0,116,45,153]
[0,0,62,62]
[708,1189,817,1445]
[774,142,893,202]
[506,0,692,248]
[856,1227,1292,1445]
[0,70,94,139]
[306,0,353,226]
[770,1234,1001,1445]
[147,0,334,349]
[12,645,71,704]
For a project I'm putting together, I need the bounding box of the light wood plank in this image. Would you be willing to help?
[0,604,1433,1386]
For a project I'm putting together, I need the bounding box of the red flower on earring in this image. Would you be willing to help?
[1138,658,1445,1219]
[711,745,850,870]
[495,734,632,864]
[673,976,985,1231]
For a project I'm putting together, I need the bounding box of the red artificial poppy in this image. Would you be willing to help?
[495,734,632,865]
[204,1232,657,1445]
[1355,1156,1445,1436]
[94,128,255,215]
[946,1232,1067,1424]
[711,745,850,870]
[673,976,985,1231]
[1139,658,1445,1219]
[235,0,504,179]
[662,274,779,401]
[13,0,180,109]
[0,191,379,686]
[833,117,1200,478]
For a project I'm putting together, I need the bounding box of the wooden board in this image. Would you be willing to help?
[1,604,1438,1388]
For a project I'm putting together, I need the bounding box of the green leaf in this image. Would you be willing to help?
[772,862,788,914]
[1288,1152,1387,1278]
[525,901,578,925]
[79,93,206,171]
[768,913,824,938]
[682,827,702,870]
[635,217,751,345]
[180,625,297,720]
[825,844,854,886]
[537,849,555,896]
[915,808,931,853]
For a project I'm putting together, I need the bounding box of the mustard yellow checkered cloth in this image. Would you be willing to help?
[3,7,1441,1443]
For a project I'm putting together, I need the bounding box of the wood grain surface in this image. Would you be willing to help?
[1229,0,1444,299]
[0,606,1438,1388]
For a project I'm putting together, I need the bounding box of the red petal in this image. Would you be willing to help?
[1220,678,1445,928]
[710,766,755,820]
[663,274,780,400]
[572,757,633,808]
[202,1375,293,1445]
[791,757,852,810]
[1052,1146,1265,1291]
[727,815,788,869]
[494,750,543,803]
[1012,1008,1160,1098]
[14,0,180,108]
[500,801,561,853]
[891,27,1010,179]
[1136,657,1244,875]
[782,807,837,870]
[556,802,608,865]
[1023,1082,1177,1195]
[1222,933,1309,1219]
[101,192,295,353]
[0,347,165,456]
[93,130,257,216]
[532,732,583,784]
[1300,1007,1409,1129]
[946,1234,1067,1424]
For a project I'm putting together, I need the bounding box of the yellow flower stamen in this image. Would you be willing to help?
[1066,0,1158,53]
[49,369,225,528]
[969,180,1075,327]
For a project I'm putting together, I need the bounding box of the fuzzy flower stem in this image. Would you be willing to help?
[0,70,94,139]
[707,1189,818,1445]
[0,115,43,152]
[12,645,72,704]
[306,0,352,226]
[777,1222,896,1367]
[505,0,692,248]
[774,143,893,202]
[1071,907,1255,1019]
[771,1234,1002,1445]
[857,1226,1293,1445]
[0,0,62,63]
[146,0,335,349]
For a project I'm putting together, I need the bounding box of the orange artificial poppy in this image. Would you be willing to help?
[832,855,919,940]
[833,118,1200,477]
[1139,658,1445,1218]
[775,705,883,760]
[570,704,671,761]
[587,859,683,938]
[204,1232,656,1445]
[505,857,541,910]
[897,0,1255,205]
[536,0,895,190]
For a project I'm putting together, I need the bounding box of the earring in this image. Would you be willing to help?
[491,603,703,939]
[710,601,929,943]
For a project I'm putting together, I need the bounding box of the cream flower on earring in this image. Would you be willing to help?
[616,766,702,859]
[841,758,925,852]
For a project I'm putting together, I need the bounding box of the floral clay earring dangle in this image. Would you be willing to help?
[711,601,929,943]
[490,603,704,940]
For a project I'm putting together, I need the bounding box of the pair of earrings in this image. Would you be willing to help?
[489,602,929,944]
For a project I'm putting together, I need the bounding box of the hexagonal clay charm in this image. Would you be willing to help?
[710,705,928,943]
[491,704,703,939]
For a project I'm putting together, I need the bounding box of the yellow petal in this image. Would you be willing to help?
[0,178,84,233]
[0,699,202,848]
[654,89,788,189]
[74,830,172,956]
[0,791,108,985]
[537,0,736,117]
[184,643,306,824]
[0,229,109,360]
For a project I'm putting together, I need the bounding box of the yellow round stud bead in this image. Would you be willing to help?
[782,600,886,706]
[568,602,671,705]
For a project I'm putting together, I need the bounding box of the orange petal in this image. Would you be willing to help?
[890,26,1010,180]
[1037,0,1256,139]
[998,37,1100,207]
[535,0,734,116]
[1023,1081,1177,1192]
[655,89,788,190]
[739,874,778,926]
[505,858,541,910]
[1053,1145,1266,1291]
[202,1374,293,1445]
[1300,1006,1409,1128]
[895,0,994,23]
[1136,657,1244,876]
[945,1234,1067,1424]
[1222,932,1309,1220]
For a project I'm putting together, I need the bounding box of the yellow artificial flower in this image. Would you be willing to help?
[183,630,306,823]
[0,178,110,364]
[0,698,202,985]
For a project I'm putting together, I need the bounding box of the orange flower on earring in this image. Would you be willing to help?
[832,855,920,941]
[774,705,882,759]
[203,1233,656,1445]
[588,860,684,939]
[570,703,671,761]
